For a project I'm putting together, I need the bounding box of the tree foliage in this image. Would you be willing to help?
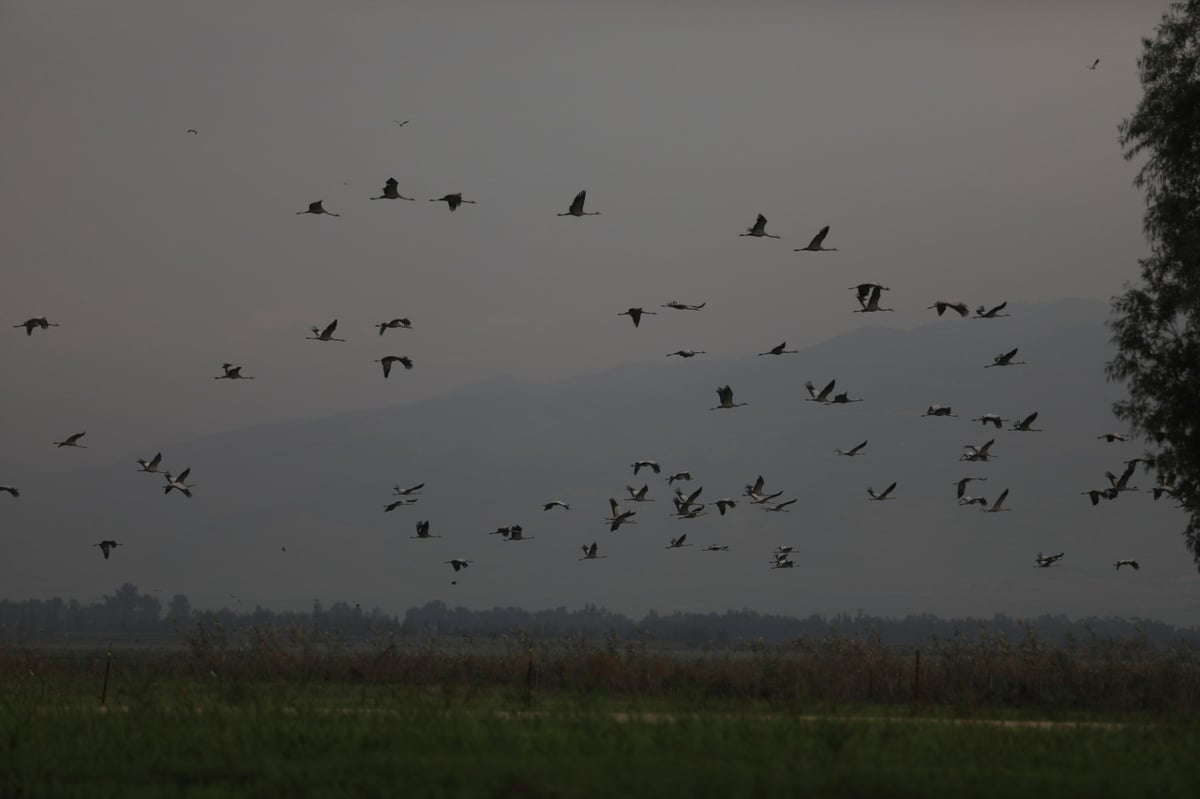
[1109,0,1200,567]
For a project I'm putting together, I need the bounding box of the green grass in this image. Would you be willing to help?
[2,640,1199,797]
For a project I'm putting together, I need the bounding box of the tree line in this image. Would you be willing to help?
[1,584,1197,649]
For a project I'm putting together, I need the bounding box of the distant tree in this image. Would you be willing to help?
[166,594,193,628]
[1108,0,1200,568]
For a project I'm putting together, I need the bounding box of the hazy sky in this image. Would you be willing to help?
[1,1,1188,619]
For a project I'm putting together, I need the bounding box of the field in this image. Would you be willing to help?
[3,629,1199,797]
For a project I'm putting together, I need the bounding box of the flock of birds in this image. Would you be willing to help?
[2,58,1173,595]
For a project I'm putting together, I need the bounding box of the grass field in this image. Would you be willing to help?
[3,632,1199,797]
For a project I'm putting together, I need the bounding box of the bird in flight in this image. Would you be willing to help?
[137,453,164,473]
[580,542,606,560]
[430,193,476,211]
[557,190,600,217]
[922,405,957,417]
[714,498,737,515]
[759,342,798,356]
[163,469,195,498]
[394,483,424,496]
[543,500,571,511]
[703,545,729,552]
[1113,559,1140,571]
[985,348,1025,368]
[1035,552,1064,568]
[1097,433,1129,443]
[384,499,419,511]
[445,558,472,572]
[1080,488,1118,506]
[394,120,409,127]
[377,318,412,335]
[1010,412,1042,432]
[867,483,897,501]
[1087,59,1100,70]
[296,200,340,217]
[186,129,198,134]
[13,317,61,336]
[625,484,654,502]
[666,350,705,358]
[974,302,1010,319]
[981,489,1011,513]
[617,307,655,327]
[954,476,987,499]
[960,439,997,462]
[854,285,893,312]
[835,440,868,457]
[54,432,88,448]
[667,472,692,485]
[371,178,415,201]
[928,300,969,318]
[307,320,346,342]
[412,520,439,539]
[0,485,19,498]
[762,498,798,512]
[660,301,706,311]
[793,225,837,252]
[214,363,254,380]
[666,535,692,549]
[850,283,889,304]
[711,385,748,410]
[740,214,780,238]
[631,460,660,476]
[375,355,414,378]
[94,540,120,560]
[972,414,1007,429]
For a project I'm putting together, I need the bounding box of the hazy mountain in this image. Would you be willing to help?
[3,298,1196,623]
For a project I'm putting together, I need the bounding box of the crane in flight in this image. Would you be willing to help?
[666,350,705,358]
[1097,433,1129,443]
[835,440,868,457]
[975,302,1010,319]
[794,225,837,251]
[1113,559,1140,571]
[1106,462,1140,493]
[558,190,600,216]
[430,193,476,211]
[850,283,889,303]
[617,307,655,327]
[666,535,692,549]
[625,485,654,502]
[714,498,737,515]
[758,342,798,356]
[981,489,1011,513]
[711,385,748,410]
[13,316,60,336]
[580,542,606,560]
[960,439,997,462]
[1081,488,1118,506]
[762,498,798,512]
[740,214,780,238]
[985,348,1026,368]
[214,363,254,380]
[972,414,1007,428]
[606,498,637,531]
[163,469,194,498]
[667,472,692,485]
[661,301,706,311]
[137,453,164,473]
[954,476,987,499]
[94,540,120,560]
[928,301,969,317]
[1035,552,1064,568]
[922,405,957,417]
[371,178,415,201]
[867,483,897,501]
[374,355,414,378]
[854,285,893,313]
[445,559,472,572]
[384,498,419,511]
[1010,412,1042,432]
[631,460,660,475]
[1088,59,1100,70]
[543,501,571,511]
[393,483,424,496]
[377,318,412,335]
[307,320,345,342]
[54,432,87,448]
[703,545,729,552]
[412,520,439,539]
[0,485,18,498]
[296,200,340,217]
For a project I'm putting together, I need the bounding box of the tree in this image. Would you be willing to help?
[1108,0,1200,568]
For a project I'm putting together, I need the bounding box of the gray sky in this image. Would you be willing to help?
[2,1,1190,620]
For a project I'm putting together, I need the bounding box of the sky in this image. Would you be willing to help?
[0,1,1189,619]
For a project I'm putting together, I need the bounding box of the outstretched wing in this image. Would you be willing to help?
[807,225,829,249]
[321,319,338,338]
[569,190,586,214]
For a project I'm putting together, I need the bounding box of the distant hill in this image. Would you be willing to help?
[4,298,1197,624]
